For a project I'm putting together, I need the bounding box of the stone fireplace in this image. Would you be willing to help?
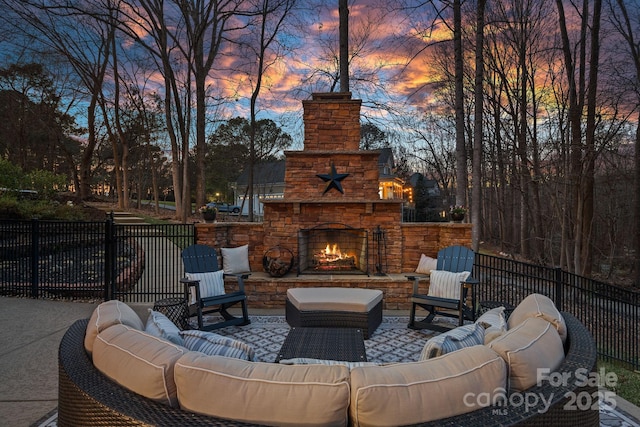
[261,92,404,274]
[298,223,369,275]
[195,91,472,309]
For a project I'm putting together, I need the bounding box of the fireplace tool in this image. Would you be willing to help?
[373,225,387,276]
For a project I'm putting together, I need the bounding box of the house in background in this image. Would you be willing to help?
[377,148,405,200]
[232,160,286,217]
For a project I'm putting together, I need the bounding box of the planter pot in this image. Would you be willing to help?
[202,212,217,222]
[450,212,465,223]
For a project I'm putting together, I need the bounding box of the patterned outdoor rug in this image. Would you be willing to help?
[33,315,640,427]
[213,314,440,364]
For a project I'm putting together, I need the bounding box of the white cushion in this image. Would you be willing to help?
[349,345,507,426]
[185,270,225,304]
[427,270,471,299]
[84,300,145,355]
[489,317,565,392]
[93,324,187,407]
[420,322,486,360]
[221,245,251,274]
[145,310,184,346]
[286,287,383,313]
[415,254,437,275]
[180,329,256,361]
[508,293,567,343]
[175,353,351,426]
[476,306,508,344]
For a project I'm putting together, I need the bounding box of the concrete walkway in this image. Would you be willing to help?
[0,297,151,427]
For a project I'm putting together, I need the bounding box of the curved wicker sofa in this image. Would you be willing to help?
[58,313,599,427]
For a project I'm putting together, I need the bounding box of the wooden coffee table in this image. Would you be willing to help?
[276,327,367,363]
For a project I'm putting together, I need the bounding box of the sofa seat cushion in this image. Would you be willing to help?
[349,345,507,426]
[84,300,145,355]
[92,324,187,407]
[180,329,256,361]
[489,317,564,392]
[286,287,383,313]
[508,293,567,342]
[175,352,350,426]
[419,322,486,360]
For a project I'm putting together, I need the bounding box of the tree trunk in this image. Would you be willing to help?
[453,0,467,207]
[339,0,349,93]
[471,0,486,251]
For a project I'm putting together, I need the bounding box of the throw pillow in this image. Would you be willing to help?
[427,270,471,299]
[489,317,564,392]
[476,306,508,344]
[279,358,380,369]
[180,329,257,361]
[84,300,145,355]
[185,270,225,304]
[415,254,437,275]
[419,322,487,360]
[508,293,567,343]
[220,245,251,274]
[145,310,184,346]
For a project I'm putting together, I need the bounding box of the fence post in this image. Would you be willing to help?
[104,214,115,301]
[30,218,39,299]
[554,267,563,310]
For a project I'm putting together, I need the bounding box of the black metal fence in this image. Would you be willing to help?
[0,219,638,369]
[474,253,640,370]
[0,219,195,303]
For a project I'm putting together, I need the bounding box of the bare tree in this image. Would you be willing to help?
[239,0,296,220]
[555,0,602,274]
[607,0,640,285]
[1,0,114,201]
[471,0,486,250]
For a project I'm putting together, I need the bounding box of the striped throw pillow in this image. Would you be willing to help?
[185,270,225,303]
[427,270,471,299]
[279,358,380,369]
[180,330,256,361]
[420,322,486,360]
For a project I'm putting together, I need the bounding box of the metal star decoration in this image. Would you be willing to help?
[316,162,349,194]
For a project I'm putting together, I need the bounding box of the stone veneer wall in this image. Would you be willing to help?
[195,222,471,309]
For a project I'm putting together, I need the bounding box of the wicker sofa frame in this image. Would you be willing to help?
[58,313,598,427]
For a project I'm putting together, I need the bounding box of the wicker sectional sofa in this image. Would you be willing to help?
[58,296,600,426]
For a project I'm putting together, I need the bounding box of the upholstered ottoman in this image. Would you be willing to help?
[285,287,383,339]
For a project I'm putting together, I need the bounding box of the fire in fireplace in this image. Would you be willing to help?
[298,224,369,275]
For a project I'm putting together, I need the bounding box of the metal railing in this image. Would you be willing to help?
[0,219,637,369]
[0,219,195,303]
[474,253,640,370]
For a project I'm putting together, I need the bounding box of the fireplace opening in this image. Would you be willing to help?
[298,224,369,275]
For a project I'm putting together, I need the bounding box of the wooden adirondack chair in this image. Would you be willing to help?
[408,245,477,331]
[181,244,250,331]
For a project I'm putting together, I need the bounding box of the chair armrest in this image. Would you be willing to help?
[407,275,428,295]
[222,273,250,293]
[180,277,201,305]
